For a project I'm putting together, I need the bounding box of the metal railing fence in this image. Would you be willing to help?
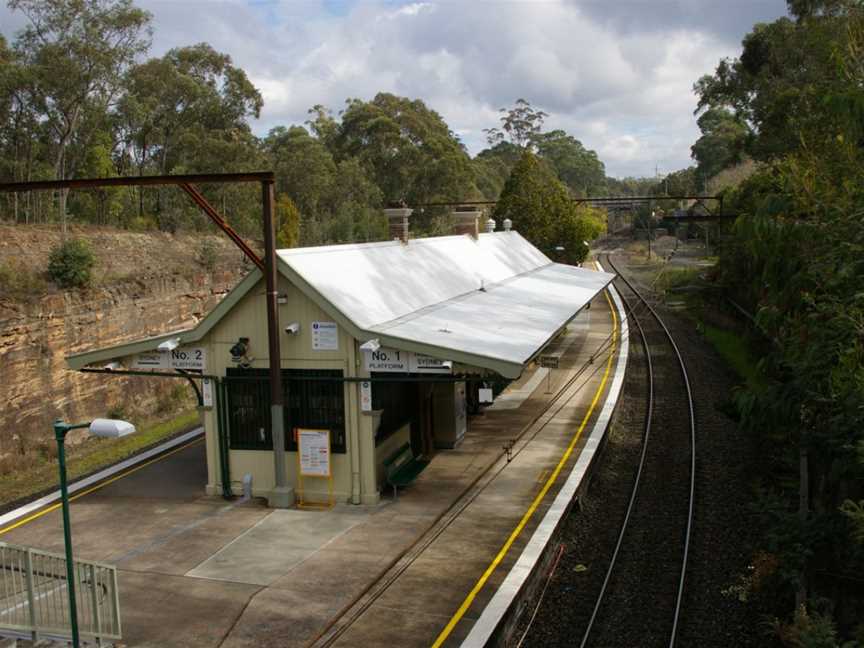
[0,541,121,644]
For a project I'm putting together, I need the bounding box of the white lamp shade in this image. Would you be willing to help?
[89,419,136,439]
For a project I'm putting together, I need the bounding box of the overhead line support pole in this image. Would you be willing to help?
[261,179,291,507]
[178,183,264,271]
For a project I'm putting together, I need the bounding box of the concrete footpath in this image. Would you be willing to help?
[0,293,619,648]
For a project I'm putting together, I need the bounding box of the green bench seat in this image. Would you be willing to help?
[383,443,429,498]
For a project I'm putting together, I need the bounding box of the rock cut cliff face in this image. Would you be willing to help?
[0,224,251,458]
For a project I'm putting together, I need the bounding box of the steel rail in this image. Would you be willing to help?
[578,257,655,648]
[589,254,695,648]
[306,320,617,648]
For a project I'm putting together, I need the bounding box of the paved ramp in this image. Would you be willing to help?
[188,509,368,586]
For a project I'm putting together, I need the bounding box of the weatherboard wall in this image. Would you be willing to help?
[200,273,372,504]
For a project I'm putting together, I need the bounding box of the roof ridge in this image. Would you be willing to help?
[369,262,554,333]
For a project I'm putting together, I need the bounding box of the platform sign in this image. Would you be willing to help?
[131,352,167,370]
[363,347,452,374]
[130,346,206,371]
[539,355,559,369]
[410,354,452,374]
[169,347,206,371]
[364,347,409,372]
[312,321,339,351]
[359,380,372,412]
[298,428,331,477]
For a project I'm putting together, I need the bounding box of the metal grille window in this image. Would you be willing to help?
[225,368,346,453]
[285,369,346,453]
[371,376,416,445]
[226,372,272,450]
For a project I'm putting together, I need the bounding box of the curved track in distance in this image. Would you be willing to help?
[576,254,696,648]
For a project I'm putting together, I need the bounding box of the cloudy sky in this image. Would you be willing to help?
[1,0,789,178]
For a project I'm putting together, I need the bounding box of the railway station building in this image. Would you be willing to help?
[67,211,613,507]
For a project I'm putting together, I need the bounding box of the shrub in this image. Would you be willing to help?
[47,239,95,289]
[0,260,48,300]
[196,239,218,272]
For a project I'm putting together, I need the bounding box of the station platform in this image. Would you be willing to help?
[0,281,625,648]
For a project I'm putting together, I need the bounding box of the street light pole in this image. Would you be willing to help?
[53,419,89,648]
[52,417,136,648]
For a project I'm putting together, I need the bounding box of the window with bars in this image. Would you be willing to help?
[225,368,346,453]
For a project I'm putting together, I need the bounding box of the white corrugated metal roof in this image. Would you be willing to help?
[279,232,614,377]
[68,231,614,378]
[277,232,550,330]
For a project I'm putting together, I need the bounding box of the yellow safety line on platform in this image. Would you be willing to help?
[431,289,618,648]
[0,437,205,537]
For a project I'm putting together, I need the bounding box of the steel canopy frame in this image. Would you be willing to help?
[0,171,292,507]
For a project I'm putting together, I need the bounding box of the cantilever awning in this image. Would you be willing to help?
[68,231,614,379]
[275,231,614,378]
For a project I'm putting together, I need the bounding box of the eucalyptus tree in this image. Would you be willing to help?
[117,43,263,231]
[534,130,606,196]
[7,0,152,232]
[483,98,548,149]
[334,93,474,213]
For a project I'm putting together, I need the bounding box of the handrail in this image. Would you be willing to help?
[0,541,121,643]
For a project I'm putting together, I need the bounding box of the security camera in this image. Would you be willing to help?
[229,338,249,361]
[360,338,381,352]
[284,322,300,335]
[157,337,181,352]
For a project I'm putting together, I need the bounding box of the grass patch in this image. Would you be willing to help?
[0,409,200,510]
[0,260,49,301]
[656,266,702,292]
[702,324,761,386]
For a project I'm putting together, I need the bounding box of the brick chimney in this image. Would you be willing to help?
[384,206,412,244]
[453,209,481,239]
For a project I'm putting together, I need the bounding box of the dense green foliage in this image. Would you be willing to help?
[0,5,631,253]
[493,152,605,263]
[47,238,95,288]
[695,1,864,641]
[0,0,643,280]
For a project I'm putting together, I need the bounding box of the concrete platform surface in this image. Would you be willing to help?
[0,293,619,648]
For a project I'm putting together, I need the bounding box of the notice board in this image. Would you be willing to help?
[298,428,331,477]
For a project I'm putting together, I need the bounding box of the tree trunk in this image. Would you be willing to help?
[796,442,809,607]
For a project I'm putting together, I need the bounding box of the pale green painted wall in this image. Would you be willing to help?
[199,274,381,504]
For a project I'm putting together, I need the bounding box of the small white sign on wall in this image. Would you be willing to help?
[359,380,372,412]
[311,321,339,351]
[201,378,214,408]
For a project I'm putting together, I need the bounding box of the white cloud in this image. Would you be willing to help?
[1,0,788,177]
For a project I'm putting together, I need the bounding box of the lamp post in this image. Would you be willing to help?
[648,210,655,260]
[53,417,136,648]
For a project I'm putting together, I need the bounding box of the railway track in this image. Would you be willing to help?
[306,309,619,648]
[572,253,695,648]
